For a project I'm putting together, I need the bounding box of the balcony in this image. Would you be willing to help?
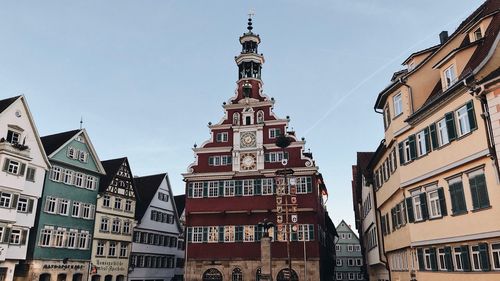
[0,140,31,159]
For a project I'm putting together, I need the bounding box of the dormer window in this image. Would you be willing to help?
[393,93,403,117]
[444,65,457,89]
[6,130,21,144]
[473,27,483,41]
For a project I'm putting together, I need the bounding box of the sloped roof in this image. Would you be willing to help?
[174,194,185,216]
[0,96,20,114]
[41,129,81,156]
[134,173,166,221]
[99,157,128,192]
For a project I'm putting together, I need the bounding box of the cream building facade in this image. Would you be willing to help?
[370,1,500,280]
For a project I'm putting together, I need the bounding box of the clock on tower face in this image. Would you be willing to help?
[240,153,257,170]
[240,131,257,148]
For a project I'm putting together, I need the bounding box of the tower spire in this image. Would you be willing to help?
[247,9,255,32]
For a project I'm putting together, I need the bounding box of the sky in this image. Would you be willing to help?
[0,0,485,228]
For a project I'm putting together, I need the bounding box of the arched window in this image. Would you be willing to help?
[232,267,243,281]
[257,111,264,124]
[90,275,100,281]
[202,268,223,281]
[276,268,298,281]
[39,273,51,281]
[57,273,67,281]
[104,275,112,281]
[72,273,83,281]
[233,113,240,126]
[116,275,125,281]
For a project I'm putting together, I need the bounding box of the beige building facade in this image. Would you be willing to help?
[369,1,500,281]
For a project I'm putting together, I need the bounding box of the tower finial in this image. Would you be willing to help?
[247,9,255,32]
[80,116,83,129]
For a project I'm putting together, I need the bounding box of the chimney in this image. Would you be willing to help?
[439,31,449,44]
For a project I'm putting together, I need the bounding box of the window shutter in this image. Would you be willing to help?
[479,243,491,271]
[218,181,224,197]
[284,152,289,160]
[405,198,415,223]
[264,153,270,163]
[291,226,297,241]
[408,135,417,160]
[308,224,314,241]
[419,193,429,220]
[445,112,457,141]
[21,229,28,245]
[429,124,439,149]
[188,183,193,198]
[398,143,405,164]
[424,127,431,153]
[437,187,447,216]
[466,101,477,131]
[28,199,34,213]
[218,226,224,242]
[235,180,242,196]
[202,227,208,243]
[391,208,396,231]
[187,227,192,242]
[430,247,438,271]
[461,245,471,271]
[19,163,26,176]
[469,176,480,209]
[255,179,261,195]
[444,246,454,271]
[417,248,425,270]
[203,182,208,198]
[306,177,312,193]
[255,225,260,241]
[208,157,214,166]
[90,205,95,219]
[380,216,386,236]
[2,159,9,171]
[11,194,19,209]
[476,174,489,208]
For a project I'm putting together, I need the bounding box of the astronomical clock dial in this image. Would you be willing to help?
[240,131,257,148]
[240,153,257,170]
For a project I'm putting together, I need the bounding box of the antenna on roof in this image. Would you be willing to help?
[80,117,83,129]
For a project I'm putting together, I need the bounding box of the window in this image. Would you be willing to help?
[298,224,310,241]
[404,139,411,163]
[81,204,93,219]
[17,197,28,212]
[123,221,130,234]
[120,243,128,257]
[412,194,423,221]
[356,258,362,266]
[158,192,169,202]
[67,231,77,248]
[96,241,105,256]
[393,92,403,116]
[384,105,391,129]
[427,190,441,218]
[102,195,110,207]
[26,167,36,182]
[491,243,500,270]
[8,229,21,245]
[444,65,457,88]
[73,173,84,187]
[192,227,204,243]
[6,159,21,175]
[437,118,449,146]
[100,218,109,232]
[424,249,432,270]
[108,242,116,256]
[63,170,73,184]
[471,245,481,271]
[336,273,342,280]
[45,197,57,213]
[262,178,273,195]
[50,166,62,181]
[473,27,483,40]
[39,228,52,246]
[438,248,446,270]
[125,200,132,212]
[233,112,240,126]
[348,273,355,280]
[265,151,289,163]
[232,268,243,281]
[336,259,342,266]
[112,219,121,233]
[416,130,428,156]
[79,151,88,163]
[192,182,203,198]
[67,147,76,159]
[216,132,228,142]
[456,105,471,136]
[454,247,463,271]
[357,273,363,280]
[58,199,69,216]
[244,225,255,242]
[295,177,308,194]
[224,180,235,197]
[348,245,354,252]
[468,170,490,210]
[269,128,281,139]
[243,179,254,196]
[6,129,21,143]
[114,198,122,210]
[208,226,218,243]
[336,245,341,251]
[224,226,235,242]
[348,258,354,266]
[208,182,219,197]
[85,176,96,190]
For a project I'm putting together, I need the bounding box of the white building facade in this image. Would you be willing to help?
[0,96,50,281]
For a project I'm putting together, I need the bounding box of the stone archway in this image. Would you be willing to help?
[276,268,298,281]
[202,268,223,281]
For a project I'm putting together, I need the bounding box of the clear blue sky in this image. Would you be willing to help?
[0,1,484,227]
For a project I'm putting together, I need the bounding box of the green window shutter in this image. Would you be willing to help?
[28,199,34,213]
[417,248,425,271]
[255,179,261,195]
[218,226,224,242]
[277,128,282,136]
[450,181,467,214]
[424,127,431,153]
[476,174,490,208]
[479,243,491,271]
[187,228,192,242]
[21,229,28,245]
[449,183,457,214]
[469,176,480,209]
[202,227,208,242]
[188,183,193,198]
[208,157,214,166]
[466,101,477,131]
[284,152,289,160]
[408,135,417,160]
[444,246,454,271]
[11,194,19,209]
[255,225,262,241]
[405,197,415,223]
[235,180,242,196]
[19,163,26,176]
[419,193,429,220]
[308,224,314,241]
[437,187,447,216]
[429,124,439,149]
[398,143,405,164]
[306,177,312,193]
[3,228,11,243]
[264,153,270,162]
[235,226,243,242]
[2,159,9,172]
[461,245,471,272]
[430,247,438,271]
[203,182,208,198]
[218,181,224,197]
[391,208,396,231]
[380,216,386,236]
[445,112,457,141]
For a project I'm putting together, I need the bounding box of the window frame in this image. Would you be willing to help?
[393,92,403,117]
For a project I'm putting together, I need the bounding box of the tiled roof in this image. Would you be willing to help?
[0,96,20,114]
[99,157,128,192]
[174,194,185,216]
[134,173,166,221]
[41,129,81,156]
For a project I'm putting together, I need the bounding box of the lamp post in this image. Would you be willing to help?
[258,219,275,281]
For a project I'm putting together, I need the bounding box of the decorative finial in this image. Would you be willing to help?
[80,117,83,129]
[247,9,255,32]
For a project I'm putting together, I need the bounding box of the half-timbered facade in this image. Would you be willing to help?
[183,18,336,281]
[91,157,137,281]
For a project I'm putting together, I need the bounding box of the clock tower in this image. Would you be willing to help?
[183,16,336,281]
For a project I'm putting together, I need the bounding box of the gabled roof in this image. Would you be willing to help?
[174,194,185,216]
[401,44,440,65]
[0,96,21,114]
[99,157,129,192]
[41,129,81,156]
[134,173,167,221]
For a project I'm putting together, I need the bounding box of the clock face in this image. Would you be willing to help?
[240,131,256,148]
[240,153,257,170]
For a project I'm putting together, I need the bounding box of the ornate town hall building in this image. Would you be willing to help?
[183,18,336,281]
